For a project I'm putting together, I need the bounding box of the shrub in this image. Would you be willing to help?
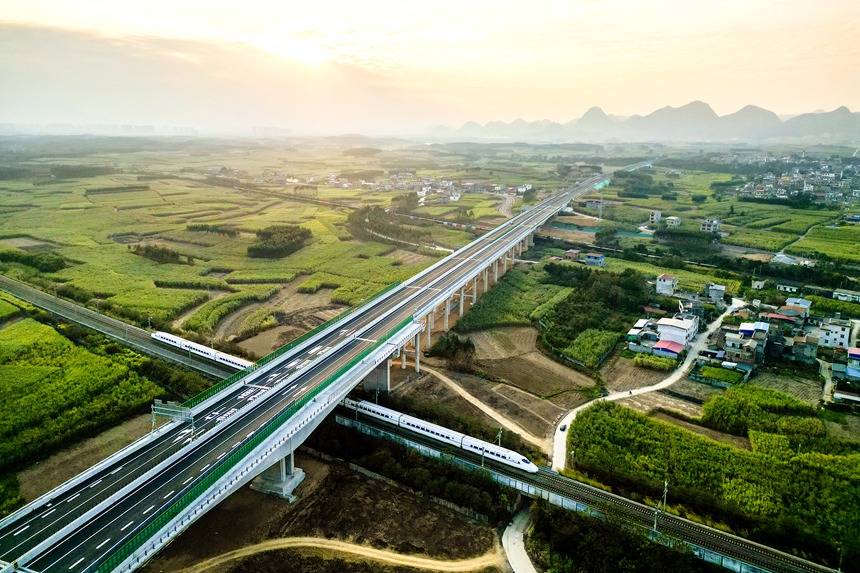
[633,353,676,371]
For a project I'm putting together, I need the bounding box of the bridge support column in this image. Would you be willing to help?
[493,259,499,282]
[459,287,465,317]
[472,276,477,304]
[527,233,534,247]
[503,253,508,273]
[414,334,421,373]
[483,268,488,293]
[444,297,450,331]
[426,313,434,347]
[251,451,305,502]
[363,358,391,393]
[401,345,407,369]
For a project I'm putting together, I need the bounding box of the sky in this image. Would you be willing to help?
[0,0,858,134]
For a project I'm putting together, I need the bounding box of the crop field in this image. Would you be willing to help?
[786,225,860,262]
[0,317,163,474]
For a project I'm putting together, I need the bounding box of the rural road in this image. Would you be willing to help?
[551,297,744,470]
[175,537,501,572]
[502,508,539,573]
[498,194,515,218]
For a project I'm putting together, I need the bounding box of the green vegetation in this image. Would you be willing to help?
[563,329,619,368]
[569,396,859,568]
[805,295,860,319]
[0,249,65,272]
[246,224,312,258]
[183,286,278,334]
[130,243,188,264]
[633,354,677,371]
[700,366,744,384]
[454,268,570,331]
[528,502,720,573]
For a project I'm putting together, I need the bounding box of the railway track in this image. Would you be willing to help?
[0,275,234,378]
[344,412,835,573]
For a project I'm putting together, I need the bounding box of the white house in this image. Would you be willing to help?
[819,317,851,348]
[834,289,860,303]
[665,216,681,227]
[650,210,662,224]
[700,219,720,233]
[656,273,677,296]
[656,317,697,347]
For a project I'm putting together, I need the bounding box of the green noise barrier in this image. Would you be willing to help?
[96,316,413,573]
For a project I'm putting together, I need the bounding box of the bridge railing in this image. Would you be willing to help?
[95,316,413,573]
[181,280,401,409]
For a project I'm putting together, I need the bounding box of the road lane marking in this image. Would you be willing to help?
[183,476,194,485]
[67,493,80,502]
[217,452,226,460]
[120,521,134,531]
[96,538,111,550]
[69,557,86,569]
[14,524,29,535]
[200,464,210,472]
[143,505,155,514]
[43,508,56,518]
[89,479,103,488]
[163,490,175,499]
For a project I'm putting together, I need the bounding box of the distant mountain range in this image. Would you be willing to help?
[436,102,860,142]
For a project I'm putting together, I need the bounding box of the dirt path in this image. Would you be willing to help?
[421,366,549,451]
[176,537,501,573]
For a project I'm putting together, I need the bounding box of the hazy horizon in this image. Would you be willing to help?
[0,0,858,134]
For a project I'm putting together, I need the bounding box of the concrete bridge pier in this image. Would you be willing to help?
[472,276,477,304]
[251,450,305,502]
[444,297,451,331]
[483,268,489,293]
[363,358,392,392]
[459,287,465,317]
[493,259,499,282]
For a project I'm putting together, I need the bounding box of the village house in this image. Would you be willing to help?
[656,274,677,296]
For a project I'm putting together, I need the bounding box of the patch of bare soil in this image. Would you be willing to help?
[615,392,705,419]
[537,222,594,244]
[143,455,498,573]
[669,379,725,402]
[651,412,751,450]
[555,214,600,226]
[17,414,153,502]
[477,352,594,404]
[470,328,537,360]
[824,414,860,443]
[395,373,501,430]
[742,253,774,262]
[748,371,822,406]
[600,352,665,393]
[441,370,564,442]
[466,327,595,408]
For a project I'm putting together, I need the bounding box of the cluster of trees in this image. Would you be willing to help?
[130,243,188,264]
[0,249,65,272]
[83,184,149,195]
[389,192,419,213]
[428,333,476,371]
[569,400,858,569]
[611,170,675,198]
[541,264,650,352]
[528,502,721,573]
[186,223,238,237]
[292,184,318,198]
[49,164,116,178]
[247,225,312,258]
[740,195,830,210]
[347,206,431,244]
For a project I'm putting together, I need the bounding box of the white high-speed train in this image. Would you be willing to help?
[343,398,539,474]
[151,331,254,370]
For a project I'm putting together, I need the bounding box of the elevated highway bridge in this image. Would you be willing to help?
[0,170,632,573]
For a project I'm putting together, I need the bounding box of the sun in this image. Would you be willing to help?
[251,34,328,66]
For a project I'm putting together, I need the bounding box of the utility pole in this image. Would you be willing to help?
[495,427,503,446]
[837,542,843,573]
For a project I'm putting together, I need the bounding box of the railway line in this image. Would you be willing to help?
[344,411,835,573]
